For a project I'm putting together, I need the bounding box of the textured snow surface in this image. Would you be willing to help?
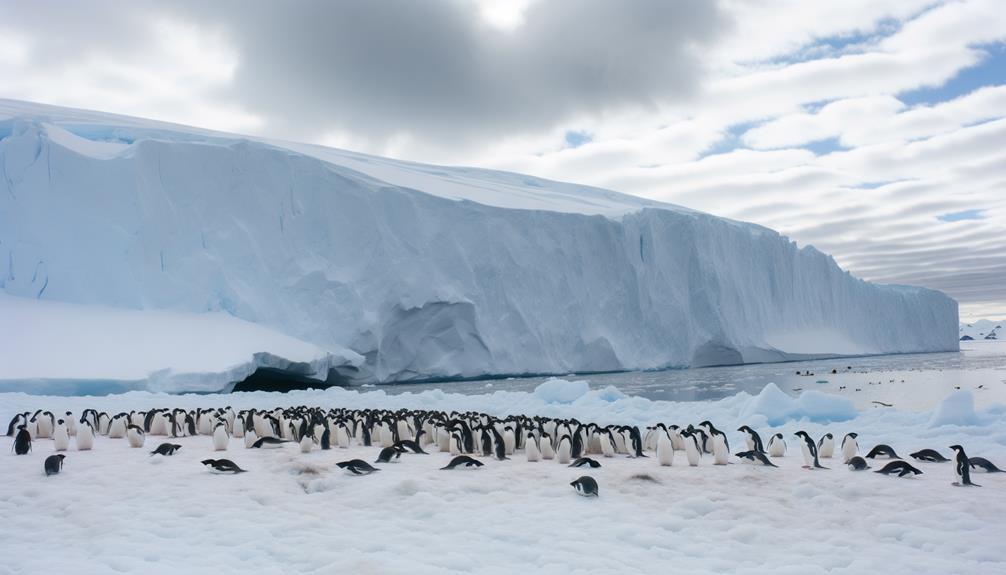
[0,99,959,388]
[1,383,1004,574]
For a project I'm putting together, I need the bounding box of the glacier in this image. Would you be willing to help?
[0,99,958,391]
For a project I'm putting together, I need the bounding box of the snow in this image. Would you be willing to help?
[0,293,361,393]
[960,319,1002,341]
[1,382,1004,574]
[929,390,980,427]
[533,377,590,403]
[742,382,858,425]
[1,99,959,390]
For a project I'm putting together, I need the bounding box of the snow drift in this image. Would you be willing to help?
[0,100,958,390]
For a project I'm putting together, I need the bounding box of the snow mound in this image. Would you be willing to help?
[929,390,979,427]
[533,378,590,403]
[742,382,857,425]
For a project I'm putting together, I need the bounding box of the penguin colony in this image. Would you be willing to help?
[5,407,1001,493]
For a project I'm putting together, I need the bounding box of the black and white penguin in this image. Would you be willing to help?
[734,450,777,467]
[846,456,870,470]
[841,432,858,463]
[556,435,572,464]
[874,460,923,477]
[441,455,484,470]
[5,413,26,437]
[568,457,601,468]
[75,420,95,450]
[969,457,1004,473]
[150,443,182,456]
[201,459,247,474]
[909,449,949,462]
[394,439,427,454]
[794,431,827,469]
[526,432,541,462]
[126,424,146,448]
[949,445,980,487]
[570,475,599,497]
[44,454,66,476]
[711,430,730,465]
[865,444,900,459]
[53,419,70,452]
[817,433,835,459]
[251,436,288,449]
[337,459,380,475]
[213,423,230,451]
[681,430,701,466]
[375,446,402,463]
[737,426,765,453]
[767,433,786,457]
[656,429,674,466]
[599,430,616,458]
[540,434,556,460]
[13,424,31,455]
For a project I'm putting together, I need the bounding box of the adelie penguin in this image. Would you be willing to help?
[794,431,827,469]
[738,426,765,453]
[375,446,402,463]
[13,424,32,455]
[767,433,786,457]
[44,454,66,476]
[394,439,427,454]
[841,432,859,463]
[251,436,288,449]
[441,455,484,470]
[150,443,182,456]
[969,457,1003,473]
[865,444,900,459]
[874,460,923,478]
[202,459,247,474]
[126,424,146,448]
[910,449,949,463]
[53,419,70,452]
[568,457,601,468]
[735,450,777,467]
[949,445,980,487]
[337,459,380,475]
[816,433,835,459]
[846,456,871,471]
[570,475,599,497]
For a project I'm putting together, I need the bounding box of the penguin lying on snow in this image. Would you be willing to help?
[394,439,427,454]
[949,445,980,487]
[251,437,289,449]
[44,454,66,476]
[570,476,599,497]
[874,461,922,477]
[375,446,402,463]
[865,444,900,459]
[735,450,777,467]
[441,455,484,470]
[150,443,182,456]
[847,456,871,471]
[969,457,1003,473]
[568,457,601,468]
[201,459,247,474]
[337,459,380,475]
[910,449,949,462]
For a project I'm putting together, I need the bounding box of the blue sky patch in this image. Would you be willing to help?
[938,209,986,222]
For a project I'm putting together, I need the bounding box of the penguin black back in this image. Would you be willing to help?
[865,444,900,459]
[910,448,949,462]
[13,425,31,455]
[44,454,66,476]
[874,460,923,477]
[441,455,484,470]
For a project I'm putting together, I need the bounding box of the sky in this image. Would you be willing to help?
[0,0,1003,321]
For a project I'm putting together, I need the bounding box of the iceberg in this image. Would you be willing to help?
[0,99,959,390]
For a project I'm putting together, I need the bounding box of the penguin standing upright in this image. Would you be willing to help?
[817,433,835,458]
[599,430,616,458]
[738,426,765,453]
[244,428,258,449]
[13,425,31,455]
[949,445,980,487]
[65,412,76,437]
[212,423,229,451]
[76,420,95,451]
[525,432,541,462]
[841,432,858,463]
[126,424,146,448]
[540,434,555,460]
[768,433,786,457]
[656,429,674,466]
[682,431,701,466]
[53,419,70,452]
[556,435,572,464]
[299,434,314,454]
[794,431,827,469]
[711,431,730,465]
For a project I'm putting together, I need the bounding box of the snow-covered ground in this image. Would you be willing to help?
[2,381,1003,574]
[961,319,1002,340]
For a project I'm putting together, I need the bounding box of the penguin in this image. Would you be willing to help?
[375,446,402,463]
[656,429,674,466]
[394,439,427,454]
[525,432,541,462]
[244,428,258,449]
[711,431,730,465]
[337,459,380,475]
[570,476,599,497]
[556,435,572,464]
[846,456,870,470]
[492,428,508,461]
[599,430,616,458]
[150,443,182,456]
[949,445,980,487]
[865,444,900,459]
[211,423,229,451]
[817,433,835,459]
[36,412,54,438]
[568,457,601,468]
[126,424,146,448]
[107,415,127,439]
[793,431,827,469]
[5,413,25,436]
[53,419,70,452]
[65,412,76,437]
[969,457,1004,473]
[336,424,351,449]
[449,430,464,456]
[540,434,556,460]
[503,427,516,456]
[44,454,66,476]
[319,426,331,450]
[734,450,777,467]
[841,432,858,463]
[232,416,245,439]
[737,426,765,453]
[682,430,701,467]
[299,434,314,453]
[201,459,247,474]
[76,420,95,451]
[441,455,484,470]
[251,436,288,449]
[909,449,949,462]
[767,433,786,457]
[13,424,32,455]
[874,460,923,477]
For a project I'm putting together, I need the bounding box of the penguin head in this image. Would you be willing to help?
[794,431,809,439]
[54,454,66,462]
[823,433,833,439]
[846,432,858,439]
[948,444,964,453]
[737,425,750,433]
[201,459,217,466]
